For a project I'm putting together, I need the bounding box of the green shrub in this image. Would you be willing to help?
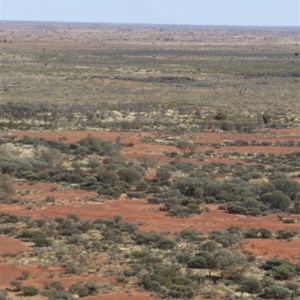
[262,285,290,299]
[69,283,89,297]
[19,230,51,247]
[22,285,39,296]
[276,230,297,240]
[261,258,297,280]
[240,276,262,294]
[168,284,194,298]
[0,174,15,202]
[0,290,7,300]
[85,281,99,295]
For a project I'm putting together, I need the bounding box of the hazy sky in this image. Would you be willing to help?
[1,0,299,26]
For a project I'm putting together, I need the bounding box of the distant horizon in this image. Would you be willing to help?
[1,0,299,27]
[1,19,299,29]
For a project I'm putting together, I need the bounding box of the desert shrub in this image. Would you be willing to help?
[243,228,259,238]
[174,177,203,198]
[0,174,15,202]
[178,228,204,242]
[276,230,297,240]
[87,156,100,170]
[97,169,119,185]
[200,240,219,252]
[259,228,273,239]
[155,237,175,250]
[156,167,172,185]
[17,271,29,280]
[294,201,300,214]
[64,261,80,275]
[227,203,248,215]
[69,283,89,297]
[272,177,300,199]
[140,265,194,299]
[240,276,262,294]
[262,285,290,299]
[168,284,194,299]
[176,251,193,264]
[84,282,99,295]
[45,281,65,291]
[188,256,209,269]
[22,285,39,296]
[38,147,62,167]
[44,196,56,204]
[188,251,217,274]
[118,167,142,183]
[0,213,19,223]
[168,203,201,217]
[42,289,69,300]
[176,140,194,154]
[213,249,247,277]
[243,228,272,239]
[133,231,160,245]
[18,230,51,247]
[210,231,241,247]
[97,185,124,198]
[261,190,291,211]
[116,275,128,285]
[272,265,297,280]
[10,280,22,292]
[79,134,120,156]
[261,258,297,280]
[214,111,227,120]
[0,290,7,300]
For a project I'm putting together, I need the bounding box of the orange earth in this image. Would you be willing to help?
[2,185,300,235]
[1,128,299,297]
[11,129,300,166]
[0,236,28,256]
[238,239,300,263]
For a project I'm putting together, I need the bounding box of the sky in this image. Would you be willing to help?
[1,0,299,27]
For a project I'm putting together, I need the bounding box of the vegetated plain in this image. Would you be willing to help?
[0,21,299,300]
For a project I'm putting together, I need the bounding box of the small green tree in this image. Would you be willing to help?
[0,289,7,300]
[0,174,15,202]
[22,285,39,296]
[240,276,262,294]
[262,285,290,299]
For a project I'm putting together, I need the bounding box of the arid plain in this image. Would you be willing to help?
[0,21,299,299]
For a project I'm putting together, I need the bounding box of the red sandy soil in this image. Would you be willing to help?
[0,236,28,256]
[0,263,114,289]
[1,200,299,234]
[85,291,158,300]
[215,145,298,154]
[0,264,24,288]
[16,182,98,204]
[192,128,300,143]
[12,131,147,144]
[11,129,300,167]
[238,239,300,263]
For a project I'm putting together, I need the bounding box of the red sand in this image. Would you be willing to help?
[0,236,28,256]
[1,200,299,234]
[238,239,300,263]
[85,291,157,300]
[11,129,300,167]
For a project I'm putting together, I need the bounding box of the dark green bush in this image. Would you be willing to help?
[276,230,297,240]
[262,285,290,299]
[22,285,39,296]
[240,276,262,294]
[0,289,7,300]
[69,283,89,297]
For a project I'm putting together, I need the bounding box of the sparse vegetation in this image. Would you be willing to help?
[0,21,299,300]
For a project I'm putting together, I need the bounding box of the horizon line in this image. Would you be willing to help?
[1,19,299,29]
